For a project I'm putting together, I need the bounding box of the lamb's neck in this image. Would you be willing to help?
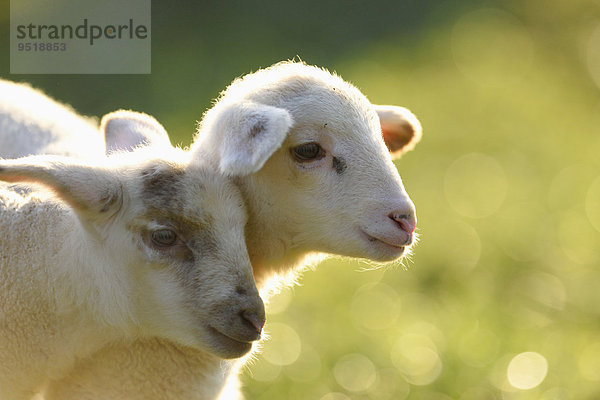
[236,175,327,286]
[247,241,310,285]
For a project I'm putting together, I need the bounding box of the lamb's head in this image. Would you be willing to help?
[125,155,265,358]
[192,61,422,265]
[0,147,265,359]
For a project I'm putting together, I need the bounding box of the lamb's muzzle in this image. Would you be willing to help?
[216,294,265,343]
[389,211,417,246]
[241,309,266,336]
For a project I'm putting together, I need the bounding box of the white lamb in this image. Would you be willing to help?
[0,61,422,399]
[0,143,266,399]
[0,80,104,159]
[0,80,172,160]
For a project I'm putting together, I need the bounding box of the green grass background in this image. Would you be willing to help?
[2,0,600,398]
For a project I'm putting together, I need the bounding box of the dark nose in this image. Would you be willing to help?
[389,211,416,234]
[241,309,266,337]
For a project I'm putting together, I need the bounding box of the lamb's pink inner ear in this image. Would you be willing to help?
[381,123,417,157]
[102,110,170,154]
[376,105,422,159]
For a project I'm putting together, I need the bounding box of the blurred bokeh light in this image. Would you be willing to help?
[507,352,548,390]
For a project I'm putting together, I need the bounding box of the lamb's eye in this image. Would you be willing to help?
[151,229,177,247]
[291,142,324,162]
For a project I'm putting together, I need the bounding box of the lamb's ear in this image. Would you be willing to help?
[101,110,172,154]
[194,102,293,176]
[374,105,422,159]
[0,156,122,220]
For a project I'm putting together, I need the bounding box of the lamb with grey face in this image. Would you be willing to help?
[0,147,264,400]
[127,155,265,358]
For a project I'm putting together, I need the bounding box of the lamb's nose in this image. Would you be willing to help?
[389,211,416,234]
[241,309,265,337]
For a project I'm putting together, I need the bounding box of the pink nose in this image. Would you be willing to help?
[389,212,416,234]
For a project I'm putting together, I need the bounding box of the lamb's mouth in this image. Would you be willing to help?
[360,230,406,255]
[208,325,254,344]
[206,325,254,358]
